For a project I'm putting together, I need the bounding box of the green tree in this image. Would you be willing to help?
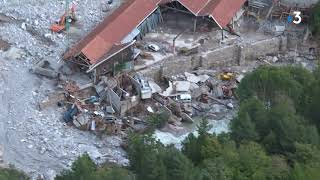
[234,66,320,155]
[236,142,271,180]
[304,78,320,129]
[147,111,170,130]
[237,66,305,107]
[200,158,233,180]
[231,112,259,142]
[181,133,202,165]
[290,163,320,180]
[310,2,320,35]
[182,119,211,165]
[55,154,134,180]
[127,134,166,180]
[55,153,97,180]
[266,156,290,180]
[0,167,29,180]
[127,133,196,180]
[294,143,320,165]
[163,146,194,180]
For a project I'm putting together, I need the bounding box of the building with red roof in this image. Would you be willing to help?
[64,0,247,75]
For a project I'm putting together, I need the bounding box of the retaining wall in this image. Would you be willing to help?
[139,36,285,81]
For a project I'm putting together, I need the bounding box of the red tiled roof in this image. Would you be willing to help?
[63,0,161,64]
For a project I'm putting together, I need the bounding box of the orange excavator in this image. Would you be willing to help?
[50,4,77,33]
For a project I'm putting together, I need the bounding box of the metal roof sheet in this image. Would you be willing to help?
[178,0,211,15]
[199,0,247,28]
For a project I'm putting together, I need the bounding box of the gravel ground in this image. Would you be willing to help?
[0,0,127,179]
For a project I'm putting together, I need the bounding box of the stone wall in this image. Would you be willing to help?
[202,45,240,68]
[140,56,201,81]
[139,36,285,81]
[245,37,281,59]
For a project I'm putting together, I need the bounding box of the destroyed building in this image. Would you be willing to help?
[63,0,247,78]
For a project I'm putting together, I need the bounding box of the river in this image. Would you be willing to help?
[154,111,236,149]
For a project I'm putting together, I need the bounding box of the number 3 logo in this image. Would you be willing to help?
[293,11,302,24]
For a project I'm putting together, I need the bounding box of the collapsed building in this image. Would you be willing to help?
[63,0,247,78]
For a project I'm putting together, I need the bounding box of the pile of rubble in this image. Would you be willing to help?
[37,66,243,139]
[123,68,245,136]
[36,73,153,138]
[258,48,318,71]
[0,0,127,178]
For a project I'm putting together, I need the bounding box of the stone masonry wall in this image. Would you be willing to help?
[202,45,240,68]
[139,36,285,81]
[245,37,281,60]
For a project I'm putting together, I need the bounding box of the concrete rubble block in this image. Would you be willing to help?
[265,56,273,62]
[198,102,211,111]
[272,56,279,63]
[181,112,194,123]
[236,74,245,83]
[190,83,200,91]
[168,115,182,124]
[153,94,169,105]
[161,81,174,97]
[4,47,26,60]
[31,66,59,78]
[173,81,191,92]
[182,103,193,114]
[184,72,201,83]
[300,62,307,68]
[21,22,27,30]
[198,74,210,83]
[210,104,222,114]
[74,113,90,127]
[168,102,182,117]
[73,119,82,128]
[227,103,234,109]
[36,60,50,67]
[149,80,162,93]
[205,78,218,89]
[191,84,211,99]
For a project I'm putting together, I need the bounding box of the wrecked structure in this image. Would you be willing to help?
[63,0,247,77]
[59,0,318,135]
[0,0,319,178]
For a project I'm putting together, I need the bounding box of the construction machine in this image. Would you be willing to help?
[50,3,76,33]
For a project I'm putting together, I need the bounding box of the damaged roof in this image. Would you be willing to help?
[199,0,247,28]
[63,0,161,64]
[63,0,246,65]
[163,0,246,28]
[178,0,212,15]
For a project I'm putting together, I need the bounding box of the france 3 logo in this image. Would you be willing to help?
[287,11,302,25]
